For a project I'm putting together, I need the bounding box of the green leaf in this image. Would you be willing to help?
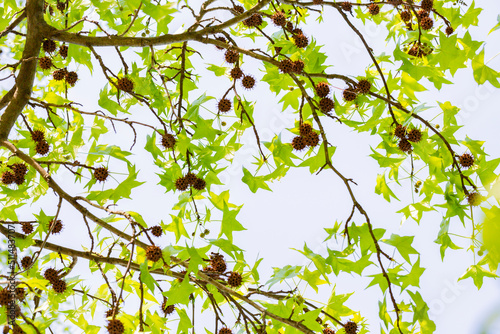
[458,265,498,289]
[383,234,418,264]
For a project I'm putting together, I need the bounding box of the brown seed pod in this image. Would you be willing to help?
[210,253,227,273]
[344,321,358,334]
[146,245,162,262]
[292,60,305,73]
[224,49,239,64]
[292,28,303,36]
[272,11,286,27]
[106,319,125,334]
[294,33,309,48]
[117,77,134,93]
[299,123,312,136]
[445,26,454,35]
[59,45,68,58]
[341,2,352,11]
[35,140,50,156]
[185,172,197,185]
[304,132,320,147]
[342,89,357,102]
[285,21,294,31]
[56,1,66,12]
[319,97,335,113]
[193,178,206,190]
[1,171,15,185]
[65,71,78,86]
[21,222,33,235]
[230,67,243,80]
[52,279,67,293]
[13,173,25,186]
[162,298,176,316]
[31,129,45,142]
[368,4,380,15]
[11,163,28,177]
[467,192,483,206]
[394,124,407,139]
[0,289,11,307]
[39,56,52,70]
[219,328,232,334]
[15,287,26,301]
[48,219,63,234]
[421,0,433,12]
[21,256,32,269]
[227,271,243,288]
[315,81,330,98]
[420,17,434,30]
[44,268,59,284]
[215,36,227,50]
[233,5,244,14]
[175,177,189,191]
[407,128,422,143]
[400,10,411,22]
[356,79,371,94]
[43,39,57,53]
[94,167,109,182]
[3,326,9,334]
[417,9,429,18]
[291,136,306,151]
[218,98,232,113]
[151,225,163,237]
[459,153,474,168]
[161,134,176,149]
[279,59,294,74]
[398,138,412,153]
[52,68,67,81]
[323,328,335,334]
[241,75,255,90]
[243,13,263,27]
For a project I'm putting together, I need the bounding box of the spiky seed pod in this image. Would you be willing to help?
[285,21,294,32]
[291,136,306,151]
[185,173,197,185]
[394,124,407,138]
[304,132,320,147]
[398,138,412,153]
[219,328,232,334]
[31,130,45,142]
[344,321,358,334]
[357,79,371,94]
[368,4,380,15]
[151,225,163,237]
[161,297,175,315]
[233,5,244,14]
[407,128,422,143]
[292,28,303,36]
[279,59,294,74]
[421,0,433,12]
[323,328,335,334]
[56,1,66,12]
[146,245,162,262]
[292,60,305,73]
[52,279,67,293]
[193,178,206,190]
[299,123,312,136]
[315,81,330,98]
[243,13,262,27]
[106,319,125,334]
[420,17,433,30]
[341,2,352,11]
[52,68,66,81]
[44,268,59,283]
[400,10,411,22]
[417,9,429,18]
[319,97,334,113]
[15,288,26,301]
[175,177,189,191]
[408,46,419,57]
[35,140,49,156]
[65,71,78,86]
[43,39,57,53]
[161,134,176,149]
[228,271,243,288]
[21,222,33,235]
[224,49,239,64]
[215,36,227,50]
[230,67,243,80]
[445,26,454,35]
[3,326,8,334]
[272,12,286,27]
[48,219,63,234]
[105,309,115,318]
[294,34,309,48]
[210,253,227,273]
[467,192,483,207]
[13,174,25,186]
[0,289,11,306]
[241,75,255,90]
[39,56,52,70]
[459,153,474,168]
[59,45,68,58]
[117,77,134,93]
[94,167,109,182]
[342,89,357,102]
[21,256,32,269]
[11,163,28,177]
[1,171,15,185]
[218,98,232,113]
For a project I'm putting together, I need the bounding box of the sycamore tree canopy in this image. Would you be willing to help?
[0,0,499,333]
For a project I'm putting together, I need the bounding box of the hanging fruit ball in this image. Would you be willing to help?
[459,153,474,168]
[94,167,109,182]
[146,245,162,262]
[161,133,176,149]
